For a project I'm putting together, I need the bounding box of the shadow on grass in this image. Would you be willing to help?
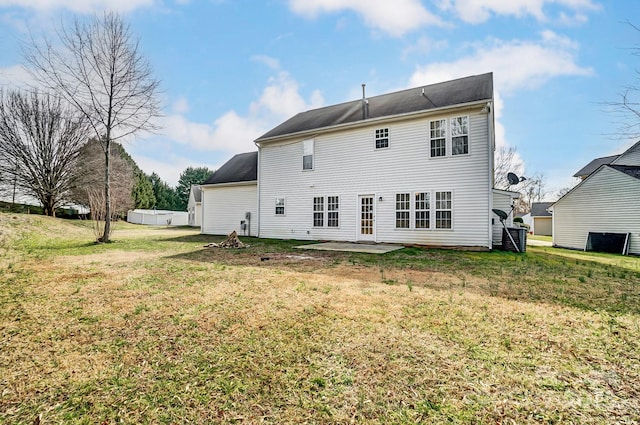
[164,239,640,315]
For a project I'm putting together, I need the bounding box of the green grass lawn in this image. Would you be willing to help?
[1,212,639,424]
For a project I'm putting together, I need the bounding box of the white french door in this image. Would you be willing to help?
[358,195,375,242]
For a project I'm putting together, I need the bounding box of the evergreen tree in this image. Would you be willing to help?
[176,166,213,210]
[149,172,179,210]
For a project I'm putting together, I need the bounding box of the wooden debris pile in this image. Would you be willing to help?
[204,231,248,249]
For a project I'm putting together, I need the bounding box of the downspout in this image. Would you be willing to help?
[486,101,494,250]
[254,141,261,238]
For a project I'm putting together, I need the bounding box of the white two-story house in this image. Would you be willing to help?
[250,73,507,249]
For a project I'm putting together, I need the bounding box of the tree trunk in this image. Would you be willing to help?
[102,138,111,242]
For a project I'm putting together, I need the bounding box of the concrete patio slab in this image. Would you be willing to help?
[296,242,404,254]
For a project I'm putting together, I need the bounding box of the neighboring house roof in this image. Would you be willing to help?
[530,202,553,217]
[256,73,493,142]
[609,164,640,180]
[573,154,620,178]
[202,151,257,185]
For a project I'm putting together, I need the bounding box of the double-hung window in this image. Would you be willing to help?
[395,191,452,230]
[430,119,446,157]
[415,192,430,229]
[451,116,468,155]
[275,198,285,215]
[313,197,324,227]
[375,128,389,149]
[312,196,339,227]
[327,196,339,227]
[303,139,314,170]
[395,193,410,229]
[435,191,452,229]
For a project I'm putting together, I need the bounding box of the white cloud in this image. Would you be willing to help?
[0,0,155,13]
[158,70,324,155]
[401,36,449,60]
[409,31,592,94]
[171,96,190,114]
[437,0,600,24]
[288,0,441,37]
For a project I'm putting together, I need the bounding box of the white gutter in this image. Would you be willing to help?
[254,142,261,238]
[486,101,494,249]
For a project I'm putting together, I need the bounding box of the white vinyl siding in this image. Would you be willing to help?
[553,166,640,255]
[201,183,257,236]
[258,109,492,247]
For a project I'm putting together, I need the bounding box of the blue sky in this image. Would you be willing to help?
[1,0,639,199]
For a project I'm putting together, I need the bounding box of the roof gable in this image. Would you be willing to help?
[256,73,493,142]
[203,151,257,185]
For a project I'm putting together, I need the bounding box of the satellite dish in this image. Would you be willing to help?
[492,208,508,221]
[507,172,520,186]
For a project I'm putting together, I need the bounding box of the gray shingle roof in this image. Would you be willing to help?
[530,202,553,217]
[609,165,640,180]
[256,73,493,142]
[203,151,257,185]
[573,154,620,178]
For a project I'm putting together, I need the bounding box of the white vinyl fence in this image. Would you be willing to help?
[127,209,188,226]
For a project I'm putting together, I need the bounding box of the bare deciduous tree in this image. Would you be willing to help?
[494,145,524,190]
[24,11,160,241]
[0,90,89,216]
[70,138,135,219]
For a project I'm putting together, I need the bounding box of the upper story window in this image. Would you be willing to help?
[375,128,389,149]
[303,139,314,170]
[451,116,468,155]
[275,198,285,215]
[430,119,446,157]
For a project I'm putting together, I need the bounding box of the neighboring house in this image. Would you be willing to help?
[200,151,258,237]
[551,141,640,254]
[522,202,553,236]
[247,72,506,250]
[187,185,202,227]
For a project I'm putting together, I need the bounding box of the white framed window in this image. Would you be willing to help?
[429,119,446,157]
[275,197,285,215]
[327,196,339,227]
[313,197,324,227]
[415,192,430,229]
[303,139,314,170]
[311,196,339,227]
[395,193,410,229]
[451,116,469,155]
[375,128,389,149]
[435,191,452,229]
